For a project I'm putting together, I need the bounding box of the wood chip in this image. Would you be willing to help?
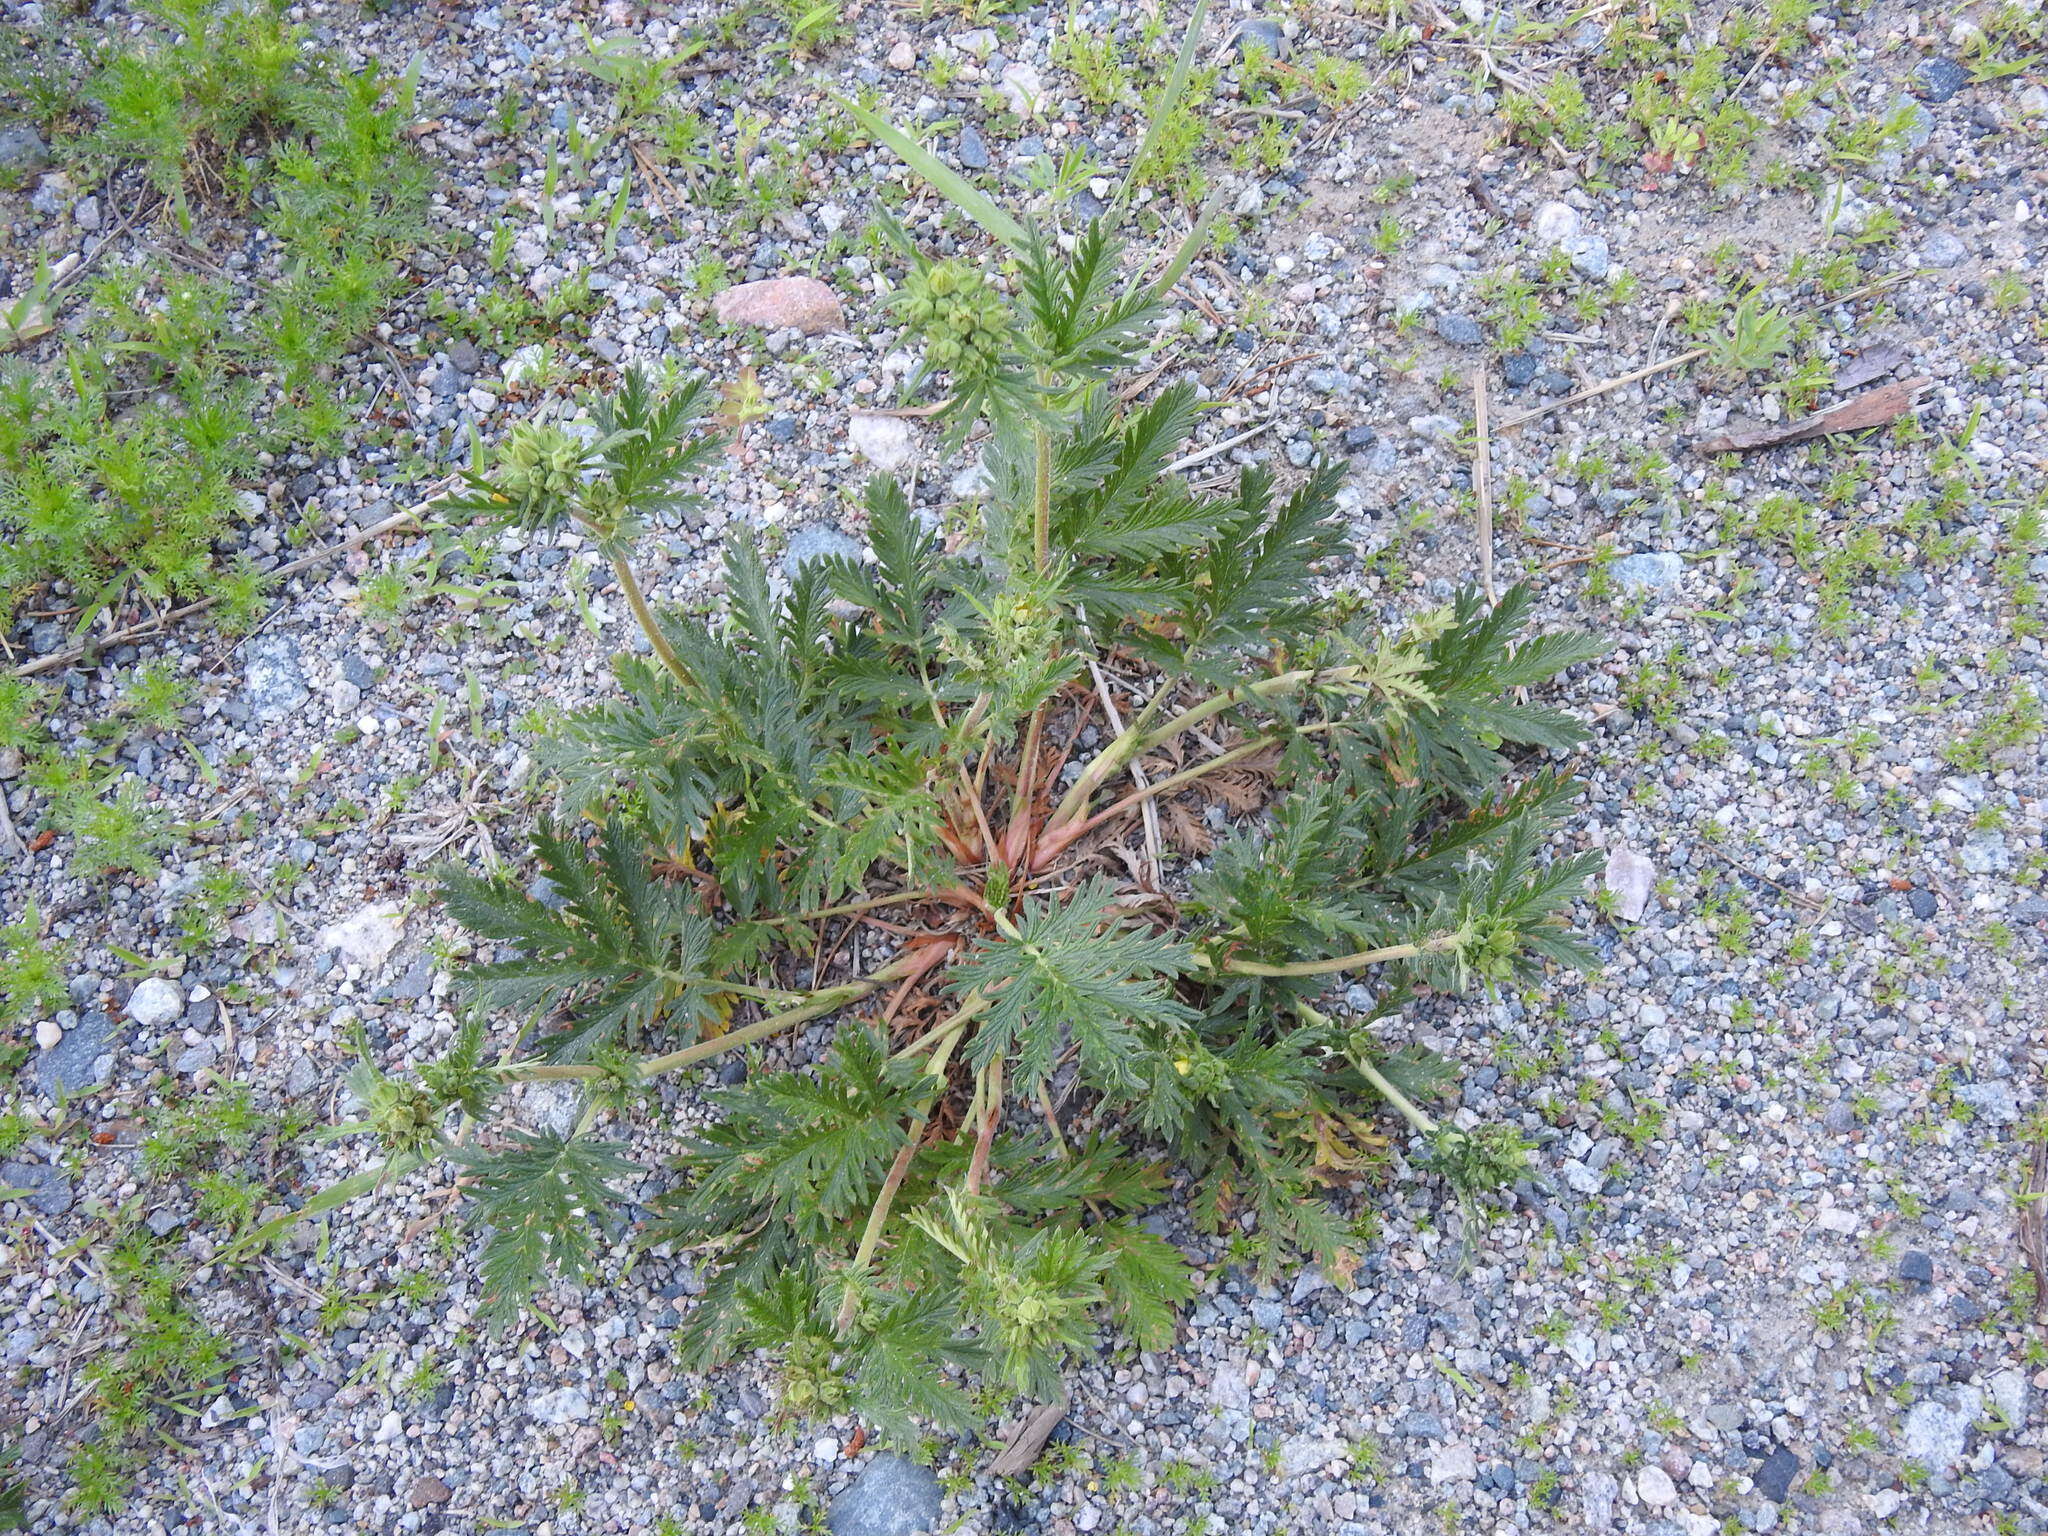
[1693,377,1926,455]
[2023,1136,2048,1325]
[1832,342,1909,393]
[988,1401,1069,1478]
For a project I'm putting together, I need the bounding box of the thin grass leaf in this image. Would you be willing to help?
[836,95,1029,252]
[1115,0,1214,213]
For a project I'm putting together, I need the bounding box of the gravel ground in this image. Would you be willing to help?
[4,2,2046,1534]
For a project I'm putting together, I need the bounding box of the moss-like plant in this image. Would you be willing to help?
[308,60,1601,1438]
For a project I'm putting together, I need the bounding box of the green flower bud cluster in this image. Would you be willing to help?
[494,423,589,523]
[900,259,1011,383]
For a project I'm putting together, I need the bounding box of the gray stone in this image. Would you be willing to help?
[527,1386,591,1424]
[1566,234,1611,280]
[1562,1159,1603,1195]
[1901,1395,1975,1472]
[127,977,185,1029]
[1821,183,1875,238]
[1908,888,1938,919]
[1610,552,1684,591]
[1754,1447,1799,1503]
[1956,1080,2019,1124]
[827,1453,943,1536]
[1704,1402,1746,1432]
[36,1010,116,1096]
[1636,1465,1677,1506]
[1919,229,1967,268]
[384,953,436,1001]
[1914,57,1969,103]
[1580,1469,1619,1529]
[1232,17,1288,57]
[956,124,989,170]
[1502,352,1539,388]
[1426,1442,1478,1484]
[245,633,310,722]
[783,524,863,576]
[1408,413,1461,443]
[1,1160,73,1217]
[1277,1435,1345,1479]
[0,123,50,175]
[283,1053,321,1098]
[1436,313,1484,346]
[172,1041,218,1075]
[1532,200,1581,246]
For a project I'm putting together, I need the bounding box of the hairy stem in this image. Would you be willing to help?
[1354,1055,1437,1137]
[1035,733,1279,866]
[1005,702,1046,868]
[889,991,990,1060]
[1298,1001,1439,1137]
[501,957,925,1084]
[838,1022,966,1332]
[1032,414,1053,573]
[1049,663,1367,831]
[608,552,690,685]
[1200,931,1463,978]
[764,889,952,926]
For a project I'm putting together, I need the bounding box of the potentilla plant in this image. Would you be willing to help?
[302,64,1602,1437]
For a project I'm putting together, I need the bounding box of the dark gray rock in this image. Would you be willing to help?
[1897,1250,1935,1285]
[1913,58,1969,104]
[957,124,989,170]
[1754,1446,1799,1503]
[0,123,50,175]
[36,1010,116,1096]
[1,1160,73,1216]
[1231,17,1288,57]
[1435,313,1484,347]
[1501,352,1539,388]
[1908,888,1937,919]
[827,1453,942,1536]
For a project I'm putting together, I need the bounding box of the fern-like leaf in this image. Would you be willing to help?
[456,1131,637,1327]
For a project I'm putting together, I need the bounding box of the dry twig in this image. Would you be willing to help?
[1472,369,1497,603]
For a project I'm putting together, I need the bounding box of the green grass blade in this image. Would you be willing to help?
[1151,184,1226,302]
[836,95,1029,253]
[1117,0,1213,211]
[225,1150,427,1259]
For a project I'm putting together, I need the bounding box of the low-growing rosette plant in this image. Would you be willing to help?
[299,82,1602,1437]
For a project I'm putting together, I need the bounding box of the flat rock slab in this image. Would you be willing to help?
[827,1453,942,1536]
[1,1160,73,1216]
[713,277,843,335]
[35,1010,115,1097]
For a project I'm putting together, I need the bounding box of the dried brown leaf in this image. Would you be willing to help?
[1162,798,1213,855]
